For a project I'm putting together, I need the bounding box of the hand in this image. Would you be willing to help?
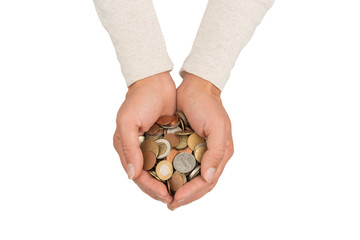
[168,72,234,210]
[113,72,175,204]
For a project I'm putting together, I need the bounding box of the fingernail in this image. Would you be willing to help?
[175,198,185,203]
[205,168,216,183]
[127,163,135,179]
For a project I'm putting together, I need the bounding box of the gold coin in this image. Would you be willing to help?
[179,119,185,131]
[176,130,193,136]
[149,169,161,181]
[188,132,205,151]
[169,171,187,192]
[140,139,159,157]
[175,135,188,149]
[142,151,156,170]
[158,142,167,157]
[194,146,207,163]
[155,160,173,181]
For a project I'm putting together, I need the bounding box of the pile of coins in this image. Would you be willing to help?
[139,112,207,195]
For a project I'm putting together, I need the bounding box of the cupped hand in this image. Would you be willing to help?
[113,72,176,204]
[168,72,234,210]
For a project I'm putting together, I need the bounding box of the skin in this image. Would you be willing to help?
[113,71,175,204]
[168,73,234,210]
[113,71,234,209]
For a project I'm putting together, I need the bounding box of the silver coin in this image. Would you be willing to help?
[166,127,182,134]
[138,136,145,146]
[173,152,196,174]
[188,165,201,180]
[155,139,171,159]
[175,111,189,127]
[193,142,207,152]
[161,121,180,129]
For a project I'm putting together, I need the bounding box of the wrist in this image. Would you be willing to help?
[179,72,221,98]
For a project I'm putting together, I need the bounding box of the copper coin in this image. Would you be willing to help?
[170,115,179,126]
[188,132,205,150]
[179,147,192,154]
[169,171,187,192]
[146,124,159,135]
[166,149,179,163]
[167,180,171,194]
[156,115,173,126]
[163,133,180,147]
[140,139,159,157]
[142,151,156,170]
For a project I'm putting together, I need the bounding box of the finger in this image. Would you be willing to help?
[115,114,144,180]
[134,171,173,204]
[136,180,169,204]
[201,125,227,183]
[168,177,216,210]
[172,174,211,202]
[168,140,234,210]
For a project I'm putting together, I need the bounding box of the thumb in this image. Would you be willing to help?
[117,119,144,180]
[200,128,226,183]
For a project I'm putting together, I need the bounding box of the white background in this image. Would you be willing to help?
[1,0,359,239]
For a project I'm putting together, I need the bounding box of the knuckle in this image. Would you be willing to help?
[121,144,135,158]
[210,149,225,162]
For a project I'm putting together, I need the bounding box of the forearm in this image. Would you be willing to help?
[180,0,275,91]
[93,0,173,87]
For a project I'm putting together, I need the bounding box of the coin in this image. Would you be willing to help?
[155,160,173,181]
[175,111,188,127]
[166,127,182,135]
[155,139,171,159]
[167,180,171,194]
[173,152,196,174]
[188,165,201,180]
[194,142,207,163]
[142,151,156,170]
[176,130,193,136]
[157,142,167,157]
[149,169,162,181]
[179,147,192,154]
[188,132,205,150]
[166,149,179,163]
[156,115,173,126]
[140,139,159,157]
[161,121,180,129]
[163,133,180,147]
[146,124,160,135]
[170,115,179,126]
[140,112,207,195]
[169,171,187,192]
[138,136,145,146]
[175,135,188,149]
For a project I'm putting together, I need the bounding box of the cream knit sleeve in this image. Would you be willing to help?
[93,0,173,87]
[180,0,275,91]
